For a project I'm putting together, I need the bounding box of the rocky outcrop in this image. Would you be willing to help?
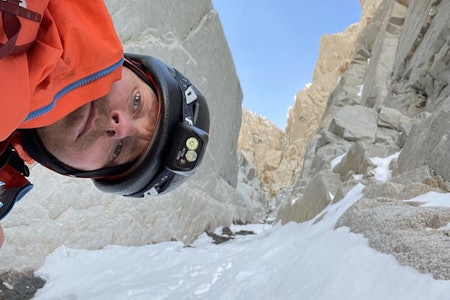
[278,0,384,190]
[238,109,285,197]
[279,0,450,279]
[238,0,384,196]
[0,0,267,274]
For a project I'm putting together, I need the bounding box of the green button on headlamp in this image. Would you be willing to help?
[185,150,198,162]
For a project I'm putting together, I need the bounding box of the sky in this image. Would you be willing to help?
[211,0,362,129]
[33,153,450,299]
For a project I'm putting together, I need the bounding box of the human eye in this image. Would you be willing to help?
[112,141,123,160]
[132,92,141,112]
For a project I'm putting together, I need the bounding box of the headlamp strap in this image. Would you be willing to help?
[133,67,196,197]
[175,70,197,126]
[141,169,175,196]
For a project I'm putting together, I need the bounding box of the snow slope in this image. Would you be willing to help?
[33,180,450,299]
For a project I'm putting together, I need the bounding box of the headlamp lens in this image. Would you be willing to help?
[186,137,199,151]
[185,150,198,162]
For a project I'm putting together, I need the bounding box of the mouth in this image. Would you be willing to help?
[77,102,97,140]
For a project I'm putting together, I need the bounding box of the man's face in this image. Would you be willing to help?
[37,67,159,171]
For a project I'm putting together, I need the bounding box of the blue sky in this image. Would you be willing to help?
[212,0,361,129]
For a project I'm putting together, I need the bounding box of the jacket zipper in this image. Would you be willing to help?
[25,57,124,122]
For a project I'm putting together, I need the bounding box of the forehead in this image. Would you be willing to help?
[119,67,142,88]
[108,67,145,101]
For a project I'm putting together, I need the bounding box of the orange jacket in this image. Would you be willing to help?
[0,0,123,220]
[0,0,123,141]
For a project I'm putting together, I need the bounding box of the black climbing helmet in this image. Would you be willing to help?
[21,53,210,197]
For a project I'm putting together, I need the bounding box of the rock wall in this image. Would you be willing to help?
[279,0,450,279]
[238,0,384,197]
[0,0,267,274]
[278,0,384,193]
[238,109,285,197]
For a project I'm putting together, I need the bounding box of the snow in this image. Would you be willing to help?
[331,151,400,182]
[330,152,346,170]
[357,84,364,97]
[404,191,450,208]
[32,155,450,299]
[369,151,400,182]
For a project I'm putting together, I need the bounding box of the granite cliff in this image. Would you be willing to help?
[240,0,450,280]
[239,0,384,197]
[274,0,450,279]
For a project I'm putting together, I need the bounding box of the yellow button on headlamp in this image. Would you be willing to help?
[186,137,199,151]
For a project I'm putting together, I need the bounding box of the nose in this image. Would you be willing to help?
[106,110,138,139]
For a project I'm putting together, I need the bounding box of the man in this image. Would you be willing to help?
[0,1,210,247]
